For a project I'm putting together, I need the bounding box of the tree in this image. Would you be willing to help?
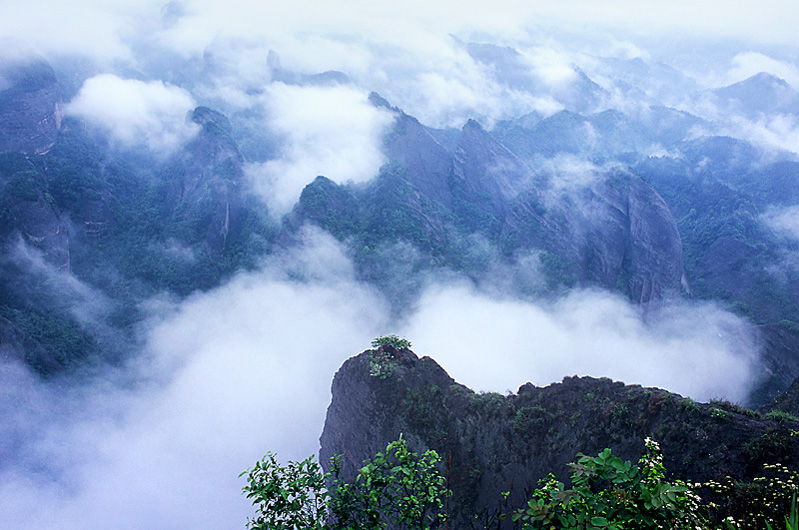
[371,335,412,350]
[241,436,448,530]
[240,453,329,530]
[329,436,448,530]
[511,438,707,530]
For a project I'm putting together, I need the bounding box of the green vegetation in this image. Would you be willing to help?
[241,436,448,530]
[371,335,412,350]
[240,452,329,530]
[0,118,277,374]
[243,439,799,530]
[368,336,411,378]
[766,411,799,423]
[512,438,704,530]
[706,463,799,529]
[368,350,399,379]
[636,157,799,326]
[711,408,732,421]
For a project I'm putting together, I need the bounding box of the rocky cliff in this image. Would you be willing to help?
[502,169,684,303]
[321,346,799,528]
[166,106,245,255]
[292,98,684,306]
[0,151,69,270]
[0,56,62,155]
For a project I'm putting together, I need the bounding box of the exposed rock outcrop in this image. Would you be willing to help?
[503,169,684,303]
[321,348,799,528]
[0,56,62,155]
[168,106,244,255]
[293,100,685,305]
[0,152,69,270]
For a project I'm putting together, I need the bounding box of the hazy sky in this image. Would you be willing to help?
[4,0,799,55]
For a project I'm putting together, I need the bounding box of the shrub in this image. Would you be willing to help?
[371,334,412,350]
[711,408,731,421]
[766,410,799,423]
[240,453,328,530]
[368,350,399,379]
[511,438,707,530]
[241,436,449,530]
[706,463,799,529]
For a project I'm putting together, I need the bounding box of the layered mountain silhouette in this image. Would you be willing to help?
[1,52,799,407]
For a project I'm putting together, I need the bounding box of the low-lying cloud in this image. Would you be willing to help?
[0,227,764,529]
[0,228,388,529]
[66,74,200,154]
[402,283,759,402]
[762,205,799,240]
[724,114,799,156]
[246,84,396,216]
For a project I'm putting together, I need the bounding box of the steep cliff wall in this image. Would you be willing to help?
[0,57,62,155]
[293,101,685,306]
[167,106,244,255]
[321,347,799,528]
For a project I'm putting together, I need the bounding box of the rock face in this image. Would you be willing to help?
[321,347,799,529]
[0,152,69,270]
[502,170,684,303]
[0,57,62,155]
[293,100,685,305]
[168,106,244,255]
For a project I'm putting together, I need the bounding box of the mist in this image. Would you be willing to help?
[0,229,388,529]
[2,1,798,528]
[402,283,758,402]
[246,84,396,216]
[0,228,764,528]
[66,74,200,154]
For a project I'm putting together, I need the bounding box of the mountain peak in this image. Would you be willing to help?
[368,91,395,111]
[743,71,791,88]
[190,106,232,135]
[463,118,484,131]
[321,348,799,529]
[713,71,799,117]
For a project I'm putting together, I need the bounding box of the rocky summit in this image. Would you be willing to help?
[321,345,799,528]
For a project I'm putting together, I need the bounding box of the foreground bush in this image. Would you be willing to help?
[243,437,799,529]
[511,438,705,530]
[241,436,448,530]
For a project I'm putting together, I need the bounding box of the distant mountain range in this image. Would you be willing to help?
[2,48,799,406]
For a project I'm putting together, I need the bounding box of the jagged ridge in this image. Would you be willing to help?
[321,346,799,528]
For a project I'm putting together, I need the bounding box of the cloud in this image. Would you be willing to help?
[5,0,795,139]
[147,0,799,60]
[762,205,799,240]
[65,74,200,154]
[246,84,396,216]
[0,228,388,530]
[539,154,604,191]
[402,283,759,402]
[726,52,799,88]
[520,46,580,87]
[3,0,798,92]
[721,114,799,156]
[0,39,47,92]
[0,225,766,529]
